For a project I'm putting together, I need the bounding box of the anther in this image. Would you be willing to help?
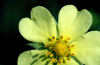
[61,36,63,39]
[54,59,57,63]
[58,40,60,42]
[50,41,54,45]
[65,55,68,57]
[71,45,75,47]
[69,49,71,51]
[67,58,71,60]
[46,52,49,55]
[52,36,55,39]
[51,58,54,63]
[45,44,49,47]
[57,61,61,64]
[56,41,58,43]
[67,37,70,41]
[71,53,75,56]
[50,53,53,57]
[67,54,70,56]
[65,41,67,43]
[49,47,52,50]
[67,45,70,48]
[56,40,60,43]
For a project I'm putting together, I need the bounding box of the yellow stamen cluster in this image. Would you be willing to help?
[45,44,49,47]
[44,36,75,64]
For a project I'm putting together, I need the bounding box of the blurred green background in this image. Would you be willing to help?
[0,0,100,65]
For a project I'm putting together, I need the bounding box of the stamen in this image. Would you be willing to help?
[56,40,60,43]
[65,41,67,43]
[49,47,52,50]
[71,45,75,47]
[67,57,71,60]
[48,52,51,55]
[52,36,55,39]
[45,44,49,47]
[50,53,53,57]
[67,37,70,41]
[50,41,54,45]
[61,36,63,39]
[69,49,71,51]
[51,58,54,63]
[57,61,61,64]
[67,54,70,56]
[71,53,75,56]
[56,41,58,43]
[58,40,60,42]
[67,45,70,48]
[46,52,49,55]
[54,59,57,63]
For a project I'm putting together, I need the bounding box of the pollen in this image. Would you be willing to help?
[57,61,61,64]
[50,53,53,57]
[49,47,52,50]
[61,36,63,39]
[45,44,49,47]
[67,57,71,60]
[46,52,51,55]
[52,36,55,40]
[50,41,54,45]
[68,49,71,51]
[67,37,70,41]
[54,59,57,63]
[71,53,75,56]
[71,45,75,47]
[51,58,54,63]
[65,41,67,43]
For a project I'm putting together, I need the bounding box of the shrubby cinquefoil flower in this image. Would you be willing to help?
[18,5,100,65]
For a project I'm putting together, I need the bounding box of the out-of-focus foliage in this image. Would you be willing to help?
[89,9,100,31]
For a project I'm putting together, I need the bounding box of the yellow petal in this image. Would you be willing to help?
[58,5,92,42]
[31,6,57,40]
[17,50,52,65]
[71,31,100,65]
[59,57,79,65]
[19,6,57,44]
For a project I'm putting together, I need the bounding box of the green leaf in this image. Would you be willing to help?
[27,43,44,49]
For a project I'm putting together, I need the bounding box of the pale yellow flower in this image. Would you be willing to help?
[17,5,100,65]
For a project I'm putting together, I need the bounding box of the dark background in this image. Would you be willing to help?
[0,0,100,65]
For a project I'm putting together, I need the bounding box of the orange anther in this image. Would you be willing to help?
[69,49,71,51]
[46,52,49,55]
[67,58,71,60]
[50,53,53,57]
[71,53,75,56]
[67,45,70,48]
[52,36,55,39]
[57,61,61,64]
[65,41,67,43]
[61,36,63,39]
[45,44,49,47]
[51,58,54,63]
[58,40,60,42]
[54,59,57,63]
[49,47,52,50]
[71,45,75,47]
[50,42,54,45]
[67,37,70,41]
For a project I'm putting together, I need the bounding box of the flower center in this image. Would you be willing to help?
[45,36,75,64]
[53,42,68,56]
